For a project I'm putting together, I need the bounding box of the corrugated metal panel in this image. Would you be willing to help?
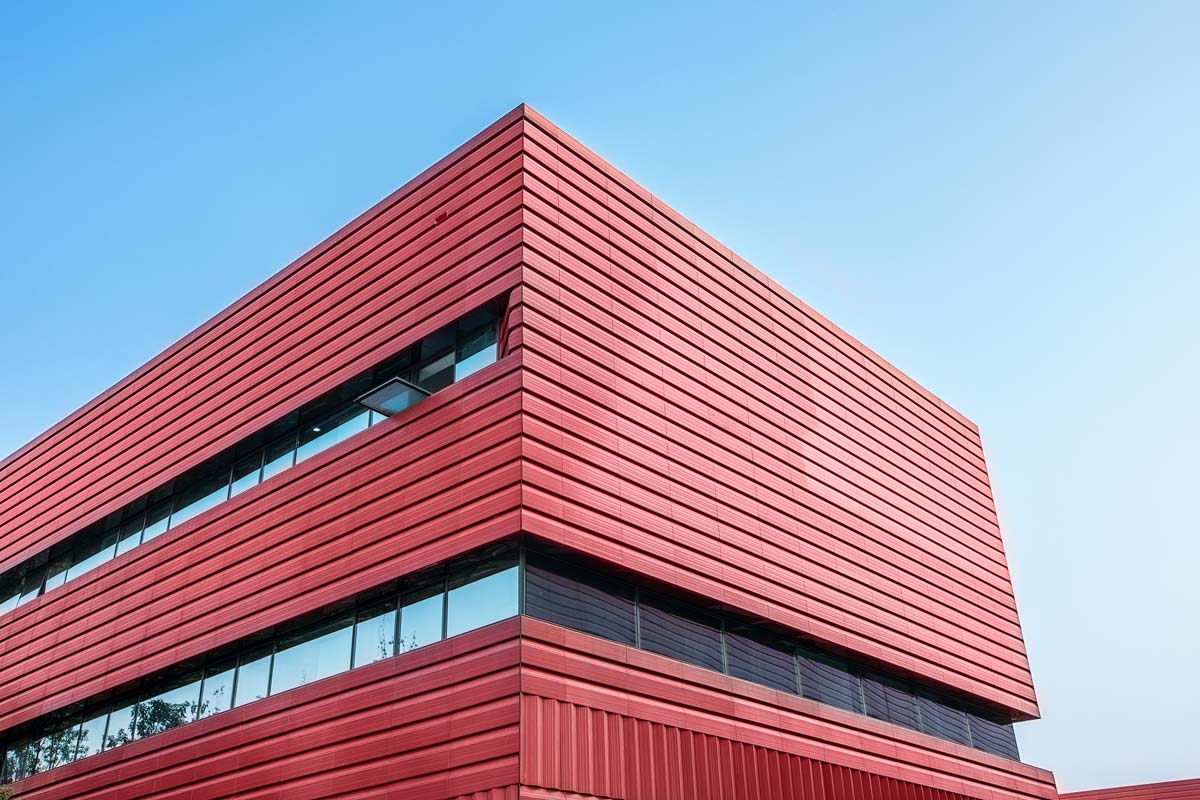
[9,622,522,799]
[512,106,1038,717]
[517,617,1055,800]
[1061,780,1200,800]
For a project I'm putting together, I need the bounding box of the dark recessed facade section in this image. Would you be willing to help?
[521,546,1020,761]
[724,627,798,694]
[863,673,921,731]
[918,695,972,747]
[638,592,725,673]
[524,556,637,647]
[798,648,864,714]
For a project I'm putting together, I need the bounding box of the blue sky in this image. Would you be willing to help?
[1,2,1196,791]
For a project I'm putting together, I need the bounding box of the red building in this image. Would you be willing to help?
[1061,780,1200,800]
[0,105,1058,800]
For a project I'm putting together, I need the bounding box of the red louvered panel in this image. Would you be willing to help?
[1060,780,1200,800]
[513,106,1038,717]
[10,622,522,800]
[516,617,1054,800]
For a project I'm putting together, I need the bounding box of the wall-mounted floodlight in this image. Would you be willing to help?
[355,377,431,417]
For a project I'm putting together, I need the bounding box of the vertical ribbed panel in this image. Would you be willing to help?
[1060,780,1200,800]
[520,695,1012,800]
[516,618,1055,800]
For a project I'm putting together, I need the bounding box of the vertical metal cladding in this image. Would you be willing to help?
[512,106,1039,719]
[2,105,1050,798]
[1059,781,1200,800]
[517,618,1056,800]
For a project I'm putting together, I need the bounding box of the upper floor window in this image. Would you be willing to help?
[0,301,503,618]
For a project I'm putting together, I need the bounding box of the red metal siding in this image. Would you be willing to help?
[1060,780,1200,800]
[10,622,522,800]
[511,106,1037,718]
[517,617,1054,800]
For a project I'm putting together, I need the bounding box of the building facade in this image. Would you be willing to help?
[1061,780,1200,800]
[0,105,1058,800]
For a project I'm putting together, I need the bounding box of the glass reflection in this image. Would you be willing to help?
[198,662,236,719]
[353,603,397,668]
[75,713,108,759]
[233,648,272,707]
[270,620,353,695]
[447,565,518,638]
[399,587,444,653]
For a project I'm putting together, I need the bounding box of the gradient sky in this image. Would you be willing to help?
[1,2,1196,791]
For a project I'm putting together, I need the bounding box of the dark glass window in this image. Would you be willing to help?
[37,722,80,772]
[104,703,137,749]
[399,583,444,653]
[918,695,971,746]
[115,514,145,557]
[198,661,236,719]
[798,648,863,713]
[75,712,107,759]
[270,617,353,695]
[417,325,457,392]
[16,566,45,606]
[862,673,920,730]
[0,582,19,614]
[67,532,117,582]
[353,602,398,668]
[525,557,637,647]
[4,739,36,781]
[134,675,201,738]
[725,629,798,693]
[261,432,297,481]
[968,712,1019,759]
[638,594,724,673]
[141,501,171,543]
[455,314,499,380]
[229,452,263,498]
[234,647,272,707]
[446,557,519,637]
[296,406,369,463]
[169,464,230,529]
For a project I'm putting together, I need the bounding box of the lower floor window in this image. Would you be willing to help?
[1,541,1020,782]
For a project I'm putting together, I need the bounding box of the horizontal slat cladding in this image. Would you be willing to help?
[0,111,528,573]
[9,622,523,800]
[512,110,1037,716]
[1060,781,1200,800]
[0,368,522,731]
[517,618,1055,800]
